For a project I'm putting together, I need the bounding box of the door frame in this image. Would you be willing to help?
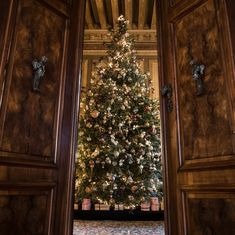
[155,1,171,234]
[56,0,86,234]
[71,0,170,234]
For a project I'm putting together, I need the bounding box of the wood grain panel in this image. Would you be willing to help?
[0,194,50,235]
[159,0,235,234]
[0,0,86,233]
[0,1,12,109]
[0,0,66,158]
[59,0,72,5]
[39,0,70,17]
[187,197,235,235]
[169,0,181,7]
[173,0,235,160]
[226,1,235,66]
[0,1,11,61]
[0,165,56,184]
[168,0,204,13]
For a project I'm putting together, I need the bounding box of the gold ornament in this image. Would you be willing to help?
[88,90,93,96]
[90,110,100,118]
[85,187,92,193]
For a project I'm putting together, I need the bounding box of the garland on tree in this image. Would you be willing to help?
[75,15,162,208]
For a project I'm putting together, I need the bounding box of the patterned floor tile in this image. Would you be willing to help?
[73,220,164,235]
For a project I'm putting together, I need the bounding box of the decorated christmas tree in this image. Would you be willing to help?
[75,16,162,208]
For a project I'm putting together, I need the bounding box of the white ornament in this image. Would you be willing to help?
[127,176,133,183]
[79,131,84,136]
[121,105,126,110]
[86,123,92,128]
[140,132,146,138]
[114,150,120,157]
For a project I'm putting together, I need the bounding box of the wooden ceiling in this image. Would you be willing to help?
[85,0,157,30]
[83,0,157,53]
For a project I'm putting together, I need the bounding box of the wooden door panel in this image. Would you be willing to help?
[0,0,67,158]
[169,0,181,7]
[0,1,10,61]
[172,0,235,162]
[0,1,12,103]
[226,1,235,66]
[0,0,85,234]
[160,0,235,234]
[186,192,235,235]
[0,192,51,235]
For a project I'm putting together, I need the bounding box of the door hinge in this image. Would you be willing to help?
[161,84,173,112]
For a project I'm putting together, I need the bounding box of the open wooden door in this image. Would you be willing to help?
[158,0,235,234]
[0,0,85,234]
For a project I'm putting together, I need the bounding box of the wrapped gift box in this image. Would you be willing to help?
[74,203,79,210]
[99,204,110,211]
[94,204,100,210]
[150,197,160,211]
[118,204,124,210]
[150,197,159,205]
[82,198,91,210]
[141,202,150,211]
[151,204,160,211]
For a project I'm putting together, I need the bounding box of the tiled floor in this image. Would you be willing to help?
[73,220,164,235]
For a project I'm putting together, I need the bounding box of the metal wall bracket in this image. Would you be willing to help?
[161,84,173,112]
[190,60,205,96]
[32,56,47,92]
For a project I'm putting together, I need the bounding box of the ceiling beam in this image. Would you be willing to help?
[125,0,132,29]
[85,0,93,29]
[151,0,157,29]
[106,0,113,27]
[111,0,119,28]
[138,0,147,29]
[95,0,107,29]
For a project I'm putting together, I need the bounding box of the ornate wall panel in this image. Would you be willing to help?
[173,0,235,161]
[0,0,67,159]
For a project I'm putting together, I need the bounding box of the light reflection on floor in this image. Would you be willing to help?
[73,220,164,235]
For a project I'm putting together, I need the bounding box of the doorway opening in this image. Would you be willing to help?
[74,0,164,233]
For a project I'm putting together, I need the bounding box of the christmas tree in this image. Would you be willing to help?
[75,15,162,208]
